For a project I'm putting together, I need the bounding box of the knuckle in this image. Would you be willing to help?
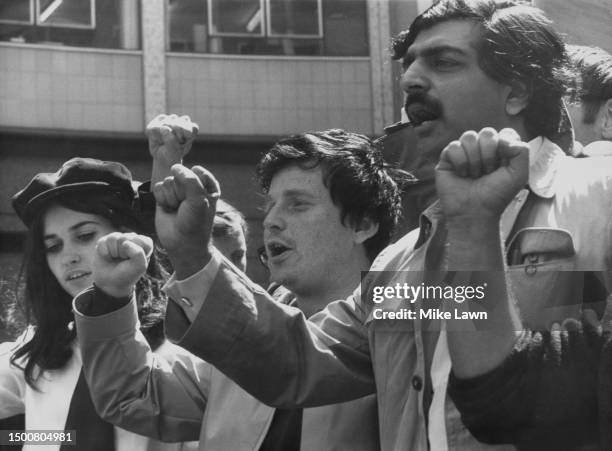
[445,140,462,151]
[109,231,121,241]
[460,130,478,143]
[479,126,497,135]
[479,127,498,141]
[499,127,520,140]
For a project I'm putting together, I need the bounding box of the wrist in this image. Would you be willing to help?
[92,282,133,303]
[168,246,213,280]
[153,154,183,167]
[446,218,503,271]
[446,215,500,238]
[93,280,135,299]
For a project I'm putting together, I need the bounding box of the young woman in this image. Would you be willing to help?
[0,157,201,451]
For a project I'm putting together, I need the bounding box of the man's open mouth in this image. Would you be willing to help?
[267,242,291,258]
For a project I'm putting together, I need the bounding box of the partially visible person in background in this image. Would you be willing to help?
[566,44,612,155]
[0,157,203,451]
[212,199,248,272]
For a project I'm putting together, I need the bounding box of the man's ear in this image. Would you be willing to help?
[353,217,379,244]
[600,98,612,140]
[505,81,530,117]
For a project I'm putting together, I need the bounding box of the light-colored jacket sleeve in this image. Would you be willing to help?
[0,337,27,419]
[164,259,375,408]
[73,292,211,442]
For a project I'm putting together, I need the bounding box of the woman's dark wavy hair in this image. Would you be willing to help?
[257,129,414,262]
[9,190,168,389]
[392,0,572,140]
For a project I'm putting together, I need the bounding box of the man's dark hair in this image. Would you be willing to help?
[392,0,571,140]
[566,45,612,124]
[257,129,412,262]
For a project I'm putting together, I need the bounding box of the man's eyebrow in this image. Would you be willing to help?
[262,189,315,212]
[404,44,468,61]
[282,189,315,198]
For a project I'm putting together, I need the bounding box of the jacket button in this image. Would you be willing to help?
[525,265,537,276]
[412,375,423,391]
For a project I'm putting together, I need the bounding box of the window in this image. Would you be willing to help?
[209,0,264,36]
[0,0,141,49]
[0,0,34,24]
[37,0,95,29]
[267,0,321,38]
[168,0,368,56]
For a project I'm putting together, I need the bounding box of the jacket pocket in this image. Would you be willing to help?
[506,228,582,329]
[506,227,575,266]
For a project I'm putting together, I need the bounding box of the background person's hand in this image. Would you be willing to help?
[93,232,153,298]
[146,114,199,167]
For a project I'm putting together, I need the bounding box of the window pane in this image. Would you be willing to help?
[37,0,93,28]
[0,0,140,49]
[167,0,208,52]
[210,0,263,35]
[0,0,32,24]
[268,0,320,36]
[322,0,368,56]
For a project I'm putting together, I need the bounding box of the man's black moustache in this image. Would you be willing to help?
[404,93,442,114]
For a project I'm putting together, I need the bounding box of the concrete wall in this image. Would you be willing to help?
[0,45,144,132]
[166,54,373,135]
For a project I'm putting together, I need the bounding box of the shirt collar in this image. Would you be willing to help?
[414,201,443,249]
[582,140,612,157]
[527,136,566,199]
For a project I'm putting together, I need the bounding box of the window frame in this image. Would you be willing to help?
[35,0,96,30]
[207,0,266,38]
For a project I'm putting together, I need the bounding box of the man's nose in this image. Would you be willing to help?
[400,59,430,94]
[263,205,286,231]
